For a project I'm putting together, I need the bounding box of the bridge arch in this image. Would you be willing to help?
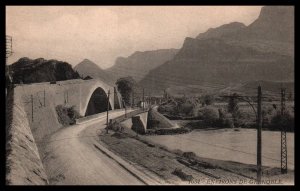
[78,79,123,116]
[84,87,112,116]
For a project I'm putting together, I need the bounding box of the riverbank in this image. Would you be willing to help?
[98,127,294,185]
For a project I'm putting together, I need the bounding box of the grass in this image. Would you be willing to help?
[98,127,294,184]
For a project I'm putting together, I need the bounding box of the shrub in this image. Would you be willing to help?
[269,112,294,132]
[178,103,194,116]
[203,95,215,105]
[172,168,193,181]
[228,94,239,114]
[56,105,80,126]
[199,106,219,126]
[182,152,197,160]
[234,110,252,127]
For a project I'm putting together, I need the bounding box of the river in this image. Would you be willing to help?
[145,128,294,170]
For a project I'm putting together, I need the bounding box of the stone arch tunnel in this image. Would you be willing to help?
[85,87,112,116]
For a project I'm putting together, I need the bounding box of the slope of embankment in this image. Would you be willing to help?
[6,79,118,185]
[6,87,48,185]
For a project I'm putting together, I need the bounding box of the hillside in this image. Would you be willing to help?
[226,80,294,96]
[106,49,178,82]
[8,57,80,84]
[140,6,294,94]
[74,59,114,85]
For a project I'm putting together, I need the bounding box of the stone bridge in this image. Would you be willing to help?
[15,78,123,117]
[53,79,123,116]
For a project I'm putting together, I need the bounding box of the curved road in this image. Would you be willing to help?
[42,110,144,185]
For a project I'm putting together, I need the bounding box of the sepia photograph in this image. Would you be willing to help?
[5,5,294,185]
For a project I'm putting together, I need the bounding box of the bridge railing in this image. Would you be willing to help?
[75,108,148,124]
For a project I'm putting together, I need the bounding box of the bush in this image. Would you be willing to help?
[182,152,196,160]
[203,95,215,105]
[172,168,193,181]
[269,112,294,132]
[199,106,219,126]
[234,110,252,127]
[178,103,194,116]
[56,105,81,126]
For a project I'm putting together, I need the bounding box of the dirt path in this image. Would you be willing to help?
[42,110,145,185]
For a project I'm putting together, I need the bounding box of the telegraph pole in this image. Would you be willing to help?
[257,86,262,183]
[142,88,145,111]
[106,90,110,134]
[123,99,127,118]
[281,88,288,174]
[31,95,34,122]
[149,92,151,108]
[44,89,46,107]
[221,89,263,183]
[132,90,134,108]
[6,36,13,94]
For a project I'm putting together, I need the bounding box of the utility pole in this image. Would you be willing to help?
[6,36,13,94]
[106,90,110,134]
[44,89,46,107]
[31,95,34,122]
[257,86,262,184]
[79,83,81,113]
[149,92,151,108]
[132,90,134,108]
[142,88,145,111]
[221,91,263,183]
[281,88,288,174]
[123,99,127,118]
[64,91,66,105]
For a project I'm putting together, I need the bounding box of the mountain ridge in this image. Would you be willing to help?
[139,6,294,94]
[106,48,179,82]
[74,59,114,84]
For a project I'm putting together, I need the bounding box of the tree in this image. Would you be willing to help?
[116,77,136,106]
[227,93,239,127]
[203,95,215,106]
[227,94,239,113]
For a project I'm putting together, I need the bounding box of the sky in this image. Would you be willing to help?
[6,6,262,69]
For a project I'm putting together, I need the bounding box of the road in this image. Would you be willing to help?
[42,109,145,185]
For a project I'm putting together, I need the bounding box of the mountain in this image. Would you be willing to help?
[196,22,246,40]
[106,49,179,82]
[140,6,294,94]
[74,59,113,85]
[198,6,294,56]
[8,57,80,84]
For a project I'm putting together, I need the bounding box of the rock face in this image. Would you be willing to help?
[74,59,114,85]
[106,49,179,82]
[242,6,294,43]
[140,6,294,93]
[9,57,80,84]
